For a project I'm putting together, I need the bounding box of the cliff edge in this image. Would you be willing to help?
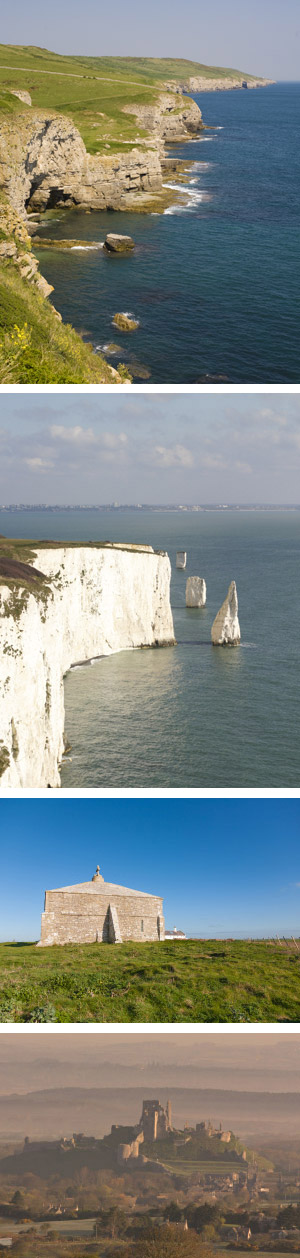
[0,540,175,788]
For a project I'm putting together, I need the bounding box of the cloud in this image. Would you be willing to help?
[50,425,97,445]
[153,444,194,468]
[50,425,128,451]
[24,457,54,471]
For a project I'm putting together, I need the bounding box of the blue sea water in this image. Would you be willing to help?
[2,508,300,787]
[33,83,300,383]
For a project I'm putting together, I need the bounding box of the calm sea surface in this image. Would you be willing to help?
[33,83,300,383]
[2,508,300,787]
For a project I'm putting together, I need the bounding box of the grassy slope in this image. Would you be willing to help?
[0,939,299,1024]
[0,261,119,381]
[0,46,261,154]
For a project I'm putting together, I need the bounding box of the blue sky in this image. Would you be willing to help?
[1,798,300,940]
[1,0,299,79]
[1,394,300,505]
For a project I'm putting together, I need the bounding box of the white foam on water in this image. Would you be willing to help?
[191,161,212,170]
[70,242,104,251]
[163,181,197,193]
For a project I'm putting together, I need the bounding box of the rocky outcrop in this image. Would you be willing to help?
[11,89,32,106]
[0,542,175,788]
[0,197,57,299]
[211,580,241,645]
[124,93,203,141]
[113,312,138,331]
[186,576,206,607]
[104,233,134,252]
[0,110,163,217]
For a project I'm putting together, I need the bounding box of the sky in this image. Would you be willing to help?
[1,0,299,79]
[0,798,300,941]
[1,393,300,506]
[0,1031,300,1096]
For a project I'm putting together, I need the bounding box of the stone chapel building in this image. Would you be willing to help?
[38,865,165,946]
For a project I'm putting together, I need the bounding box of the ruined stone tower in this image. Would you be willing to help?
[141,1099,172,1141]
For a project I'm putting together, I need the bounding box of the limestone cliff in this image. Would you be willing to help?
[0,110,162,215]
[0,92,202,218]
[0,542,175,788]
[165,75,273,92]
[123,93,203,143]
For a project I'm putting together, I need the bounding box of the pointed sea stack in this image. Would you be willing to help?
[211,580,241,645]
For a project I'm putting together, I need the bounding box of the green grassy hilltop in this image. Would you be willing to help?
[0,939,299,1024]
[0,47,262,154]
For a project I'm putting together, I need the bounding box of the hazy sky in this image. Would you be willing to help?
[0,798,300,940]
[1,394,300,506]
[0,1031,300,1097]
[1,0,299,79]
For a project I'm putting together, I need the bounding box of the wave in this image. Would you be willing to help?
[162,181,195,192]
[70,242,104,251]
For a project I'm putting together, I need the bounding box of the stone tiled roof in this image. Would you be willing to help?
[48,878,159,900]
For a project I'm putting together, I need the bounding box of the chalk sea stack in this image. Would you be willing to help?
[186,576,206,608]
[104,233,135,252]
[176,551,187,569]
[211,580,241,646]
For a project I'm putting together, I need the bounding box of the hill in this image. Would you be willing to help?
[0,939,299,1024]
[0,1108,272,1179]
[0,48,269,155]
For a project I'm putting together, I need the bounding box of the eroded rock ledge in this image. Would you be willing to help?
[0,541,175,789]
[0,94,203,218]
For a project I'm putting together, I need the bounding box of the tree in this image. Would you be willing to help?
[98,1206,127,1238]
[164,1203,184,1223]
[133,1225,214,1258]
[11,1191,24,1207]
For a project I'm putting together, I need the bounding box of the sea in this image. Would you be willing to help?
[32,82,300,383]
[2,507,300,788]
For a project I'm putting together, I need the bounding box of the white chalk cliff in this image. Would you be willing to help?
[186,576,206,608]
[211,580,241,645]
[0,543,174,789]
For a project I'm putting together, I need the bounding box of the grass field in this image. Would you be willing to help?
[0,46,258,154]
[0,939,299,1023]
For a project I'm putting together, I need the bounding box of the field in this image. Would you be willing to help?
[0,46,259,154]
[0,939,299,1023]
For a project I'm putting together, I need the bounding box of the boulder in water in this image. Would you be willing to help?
[186,576,206,607]
[105,233,134,252]
[113,313,139,331]
[211,580,241,645]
